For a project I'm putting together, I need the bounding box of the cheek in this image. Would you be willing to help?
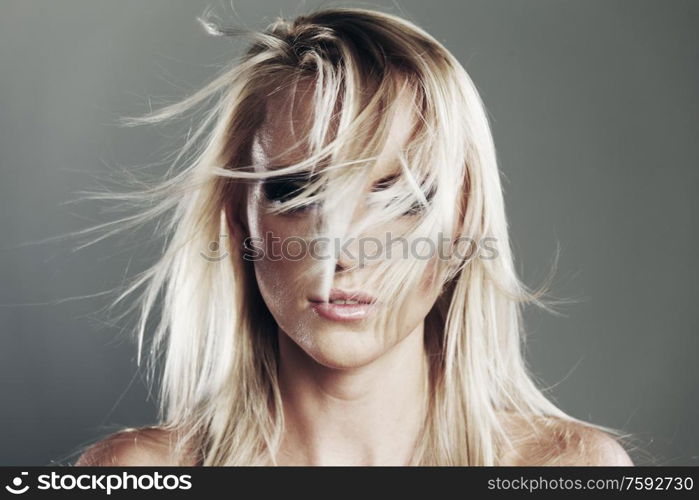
[411,261,443,316]
[394,257,444,331]
[417,255,435,287]
[248,210,318,318]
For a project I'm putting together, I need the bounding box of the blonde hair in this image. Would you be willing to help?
[76,6,636,465]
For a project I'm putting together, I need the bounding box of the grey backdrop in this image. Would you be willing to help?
[1,0,697,466]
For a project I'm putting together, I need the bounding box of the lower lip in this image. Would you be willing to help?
[310,301,376,322]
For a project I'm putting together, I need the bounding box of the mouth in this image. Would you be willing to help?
[308,288,377,322]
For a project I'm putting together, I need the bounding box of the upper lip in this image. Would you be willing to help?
[310,288,377,304]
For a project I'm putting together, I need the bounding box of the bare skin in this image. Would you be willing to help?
[75,82,633,467]
[74,426,199,467]
[74,415,633,466]
[235,83,439,465]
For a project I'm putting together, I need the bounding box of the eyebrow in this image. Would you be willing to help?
[261,170,317,183]
[371,172,401,190]
[262,161,406,189]
[264,156,331,171]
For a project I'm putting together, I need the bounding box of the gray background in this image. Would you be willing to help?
[1,0,697,466]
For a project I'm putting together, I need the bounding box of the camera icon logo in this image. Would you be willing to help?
[5,472,29,495]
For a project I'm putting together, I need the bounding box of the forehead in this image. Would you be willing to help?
[251,80,417,182]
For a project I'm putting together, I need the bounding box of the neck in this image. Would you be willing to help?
[275,323,429,466]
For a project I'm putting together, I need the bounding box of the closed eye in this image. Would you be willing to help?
[262,171,434,216]
[261,172,320,214]
[370,173,434,216]
[262,178,305,203]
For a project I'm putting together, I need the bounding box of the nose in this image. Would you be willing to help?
[331,212,366,274]
[326,196,382,273]
[334,236,360,272]
[333,225,385,274]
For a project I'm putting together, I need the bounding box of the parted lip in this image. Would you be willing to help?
[309,287,377,304]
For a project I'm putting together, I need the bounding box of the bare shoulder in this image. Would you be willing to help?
[74,426,200,466]
[498,413,634,466]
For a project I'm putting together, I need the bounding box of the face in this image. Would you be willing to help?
[238,83,447,370]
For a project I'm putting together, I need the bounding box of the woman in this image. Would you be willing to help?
[75,7,633,466]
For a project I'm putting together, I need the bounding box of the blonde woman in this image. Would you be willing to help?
[75,7,634,466]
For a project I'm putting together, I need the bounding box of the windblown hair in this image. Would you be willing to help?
[77,7,634,465]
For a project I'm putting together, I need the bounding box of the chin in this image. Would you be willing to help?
[301,330,386,370]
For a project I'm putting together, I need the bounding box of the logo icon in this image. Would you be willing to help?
[5,472,29,495]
